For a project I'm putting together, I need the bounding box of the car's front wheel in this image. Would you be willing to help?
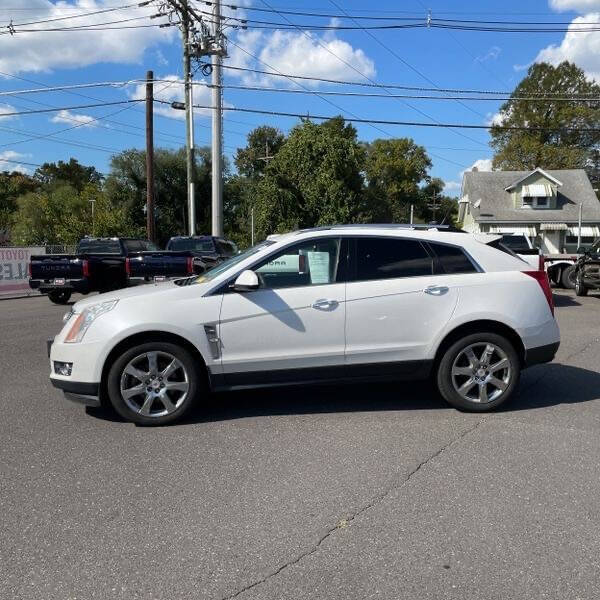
[437,333,520,411]
[107,341,201,425]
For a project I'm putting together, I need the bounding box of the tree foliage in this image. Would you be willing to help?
[490,61,600,173]
[34,158,102,191]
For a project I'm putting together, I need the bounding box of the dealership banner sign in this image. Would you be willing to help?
[0,247,44,297]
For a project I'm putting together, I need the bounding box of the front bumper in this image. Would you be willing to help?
[50,377,101,407]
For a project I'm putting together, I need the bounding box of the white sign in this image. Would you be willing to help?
[0,247,44,297]
[307,251,330,284]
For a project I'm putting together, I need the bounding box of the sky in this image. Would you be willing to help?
[0,0,599,197]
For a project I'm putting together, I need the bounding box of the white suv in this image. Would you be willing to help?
[48,225,560,425]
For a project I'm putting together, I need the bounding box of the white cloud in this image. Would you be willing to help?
[462,159,494,174]
[535,12,600,81]
[549,0,600,12]
[443,180,461,196]
[0,103,16,120]
[486,111,508,127]
[0,150,32,174]
[51,109,97,127]
[476,46,501,63]
[0,0,175,76]
[129,75,216,120]
[228,28,376,87]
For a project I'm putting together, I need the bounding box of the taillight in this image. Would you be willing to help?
[27,262,32,278]
[82,259,90,278]
[186,256,194,274]
[125,257,131,277]
[524,270,554,316]
[538,253,544,272]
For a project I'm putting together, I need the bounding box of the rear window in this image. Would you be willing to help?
[123,240,158,252]
[77,239,121,254]
[428,243,477,274]
[169,238,216,253]
[355,237,433,281]
[500,235,530,250]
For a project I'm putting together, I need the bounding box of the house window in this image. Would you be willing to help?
[522,195,549,208]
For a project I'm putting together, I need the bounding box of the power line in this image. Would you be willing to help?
[0,100,143,117]
[1,3,141,28]
[214,64,600,97]
[159,100,600,132]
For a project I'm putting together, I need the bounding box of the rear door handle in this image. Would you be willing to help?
[312,299,339,310]
[424,285,449,296]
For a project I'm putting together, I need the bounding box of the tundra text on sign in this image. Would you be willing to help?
[0,247,44,297]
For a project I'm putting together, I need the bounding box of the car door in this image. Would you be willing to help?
[218,237,347,386]
[344,236,460,375]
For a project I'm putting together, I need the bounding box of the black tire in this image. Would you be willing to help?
[575,273,588,297]
[106,341,202,425]
[437,332,521,412]
[561,265,576,290]
[48,289,72,304]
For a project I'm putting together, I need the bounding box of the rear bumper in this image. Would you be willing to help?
[30,279,89,294]
[524,341,560,368]
[50,377,101,407]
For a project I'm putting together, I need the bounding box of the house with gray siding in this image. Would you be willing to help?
[458,168,600,254]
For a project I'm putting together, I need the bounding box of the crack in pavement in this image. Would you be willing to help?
[220,417,486,600]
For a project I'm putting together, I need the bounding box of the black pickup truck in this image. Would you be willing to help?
[29,237,159,304]
[126,235,238,282]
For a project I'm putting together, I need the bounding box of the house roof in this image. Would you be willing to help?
[462,169,600,223]
[504,167,563,191]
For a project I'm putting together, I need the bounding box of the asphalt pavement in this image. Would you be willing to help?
[2,289,600,600]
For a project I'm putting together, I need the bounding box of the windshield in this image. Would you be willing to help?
[194,241,274,283]
[169,238,215,253]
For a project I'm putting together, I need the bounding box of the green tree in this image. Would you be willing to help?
[234,126,285,179]
[251,118,365,239]
[363,138,432,222]
[105,147,219,245]
[34,158,102,192]
[490,61,600,171]
[0,170,37,239]
[416,178,458,225]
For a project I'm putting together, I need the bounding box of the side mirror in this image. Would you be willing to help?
[233,269,260,292]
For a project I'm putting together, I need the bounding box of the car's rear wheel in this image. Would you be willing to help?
[561,265,576,289]
[107,342,201,425]
[48,289,72,304]
[437,333,520,412]
[575,273,588,297]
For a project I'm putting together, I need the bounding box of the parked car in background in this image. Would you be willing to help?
[48,224,559,425]
[29,237,158,304]
[575,237,600,296]
[125,236,239,283]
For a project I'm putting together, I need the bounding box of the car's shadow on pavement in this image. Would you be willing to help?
[552,293,581,307]
[86,363,600,426]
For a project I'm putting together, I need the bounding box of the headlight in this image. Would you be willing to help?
[64,300,118,343]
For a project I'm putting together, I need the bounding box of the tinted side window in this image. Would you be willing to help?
[254,238,341,289]
[429,243,477,274]
[355,237,432,281]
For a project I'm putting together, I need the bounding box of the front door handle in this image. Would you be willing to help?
[312,298,339,310]
[424,285,449,296]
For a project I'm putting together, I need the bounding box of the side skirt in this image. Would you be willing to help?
[208,360,433,392]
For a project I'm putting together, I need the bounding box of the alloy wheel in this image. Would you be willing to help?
[119,351,189,417]
[451,342,511,404]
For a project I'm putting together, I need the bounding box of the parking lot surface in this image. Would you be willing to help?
[2,289,600,599]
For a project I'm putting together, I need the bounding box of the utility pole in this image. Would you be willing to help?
[428,191,441,223]
[145,69,156,243]
[211,0,223,237]
[89,198,95,236]
[181,0,196,236]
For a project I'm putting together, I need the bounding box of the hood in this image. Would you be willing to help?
[72,278,211,312]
